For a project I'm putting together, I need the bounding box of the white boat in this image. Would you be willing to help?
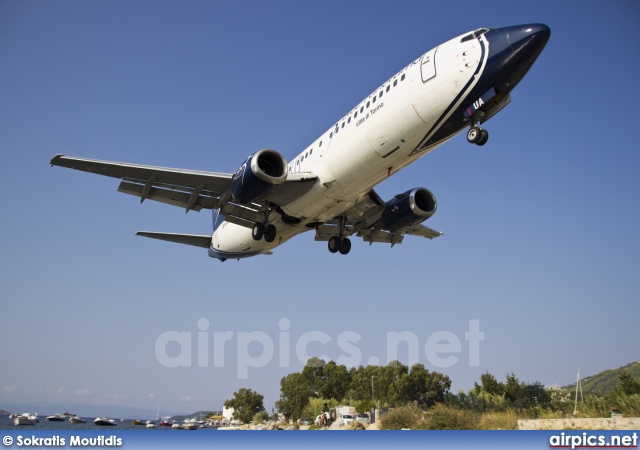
[8,413,17,419]
[14,415,36,426]
[171,422,183,429]
[94,417,117,426]
[182,417,199,430]
[46,414,66,421]
[69,416,87,424]
[146,422,157,428]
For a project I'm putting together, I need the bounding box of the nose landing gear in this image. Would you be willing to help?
[467,124,489,146]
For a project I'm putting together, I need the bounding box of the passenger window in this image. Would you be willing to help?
[401,74,405,81]
[348,117,351,124]
[305,152,308,158]
[393,80,398,87]
[386,85,390,92]
[379,90,383,98]
[354,111,358,118]
[310,149,313,154]
[360,106,364,113]
[319,141,322,147]
[366,101,370,108]
[373,96,376,103]
[341,122,345,128]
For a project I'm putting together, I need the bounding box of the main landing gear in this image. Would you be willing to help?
[252,222,276,243]
[328,236,351,255]
[467,124,489,146]
[327,216,351,255]
[252,203,277,243]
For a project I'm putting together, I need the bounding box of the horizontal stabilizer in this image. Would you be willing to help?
[136,232,211,248]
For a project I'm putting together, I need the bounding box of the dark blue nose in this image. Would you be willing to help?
[485,23,551,93]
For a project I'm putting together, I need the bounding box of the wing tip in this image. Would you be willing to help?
[50,154,64,166]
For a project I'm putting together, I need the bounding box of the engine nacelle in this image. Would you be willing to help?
[231,149,288,204]
[381,188,437,232]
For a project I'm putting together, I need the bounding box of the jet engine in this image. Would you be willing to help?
[231,149,288,204]
[381,188,437,232]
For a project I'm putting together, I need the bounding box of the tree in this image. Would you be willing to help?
[223,388,264,424]
[474,372,505,396]
[301,357,326,396]
[421,367,452,407]
[348,365,377,403]
[519,381,551,409]
[276,372,313,420]
[319,361,351,400]
[504,372,522,404]
[405,364,451,407]
[617,370,640,396]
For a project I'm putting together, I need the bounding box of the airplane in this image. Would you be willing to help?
[51,23,550,262]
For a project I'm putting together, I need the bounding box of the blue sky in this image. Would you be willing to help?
[1,0,639,416]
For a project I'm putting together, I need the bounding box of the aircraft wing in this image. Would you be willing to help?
[50,154,233,212]
[50,155,317,226]
[314,189,442,246]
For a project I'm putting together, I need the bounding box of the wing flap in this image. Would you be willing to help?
[357,229,405,245]
[136,232,212,248]
[403,224,443,240]
[220,203,265,225]
[118,182,218,211]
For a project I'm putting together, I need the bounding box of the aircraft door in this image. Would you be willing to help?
[420,47,437,82]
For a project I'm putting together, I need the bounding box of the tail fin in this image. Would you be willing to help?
[136,232,211,248]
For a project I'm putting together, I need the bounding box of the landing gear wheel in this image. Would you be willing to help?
[467,126,482,144]
[339,238,351,255]
[476,129,489,146]
[264,224,277,243]
[328,236,340,253]
[252,223,265,241]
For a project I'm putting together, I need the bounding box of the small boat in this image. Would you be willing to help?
[14,414,36,426]
[69,416,87,424]
[159,418,172,427]
[94,417,117,426]
[171,422,183,429]
[182,418,198,430]
[46,414,66,421]
[146,422,157,428]
[132,419,144,426]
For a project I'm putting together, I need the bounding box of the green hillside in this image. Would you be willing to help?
[564,360,640,395]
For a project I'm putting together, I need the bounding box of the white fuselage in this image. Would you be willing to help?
[212,30,489,257]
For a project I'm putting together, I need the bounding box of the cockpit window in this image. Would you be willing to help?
[461,28,490,42]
